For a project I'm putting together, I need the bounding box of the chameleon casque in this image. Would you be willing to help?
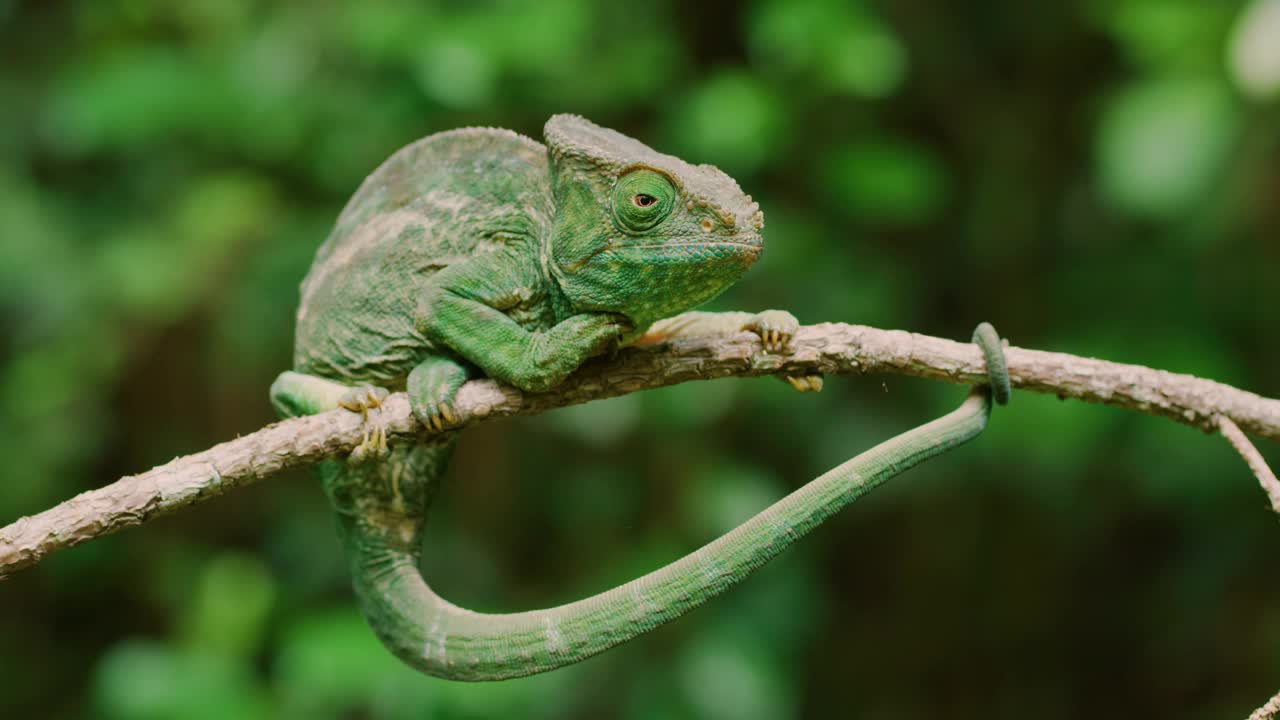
[271,114,1009,681]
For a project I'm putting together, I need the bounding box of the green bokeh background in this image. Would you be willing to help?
[2,1,1279,718]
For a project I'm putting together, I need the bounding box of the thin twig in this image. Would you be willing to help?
[1218,417,1280,720]
[1218,414,1280,514]
[1249,689,1280,720]
[1,322,1277,578]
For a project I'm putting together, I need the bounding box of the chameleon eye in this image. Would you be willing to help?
[612,169,675,232]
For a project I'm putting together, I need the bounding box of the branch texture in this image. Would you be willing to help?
[2,322,1277,577]
[1218,415,1280,514]
[1250,689,1280,720]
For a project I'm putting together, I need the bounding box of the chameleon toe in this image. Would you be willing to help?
[784,373,824,393]
[335,384,394,462]
[339,384,389,413]
[747,310,798,352]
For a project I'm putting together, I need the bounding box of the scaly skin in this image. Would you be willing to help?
[340,386,996,680]
[271,115,1008,680]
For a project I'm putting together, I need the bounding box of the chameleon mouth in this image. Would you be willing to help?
[627,240,760,250]
[618,241,761,265]
[625,231,763,253]
[596,233,763,271]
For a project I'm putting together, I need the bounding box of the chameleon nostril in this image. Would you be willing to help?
[700,218,714,232]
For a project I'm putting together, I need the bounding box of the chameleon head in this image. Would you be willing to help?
[543,114,764,329]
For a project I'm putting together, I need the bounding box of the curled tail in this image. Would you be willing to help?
[329,388,995,681]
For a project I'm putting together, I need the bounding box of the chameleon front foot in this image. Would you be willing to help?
[785,374,824,393]
[339,385,391,464]
[407,356,470,432]
[745,310,824,393]
[744,309,798,352]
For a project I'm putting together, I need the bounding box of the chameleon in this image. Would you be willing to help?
[270,114,1009,681]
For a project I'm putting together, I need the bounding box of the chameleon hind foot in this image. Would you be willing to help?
[339,385,391,464]
[785,374,824,393]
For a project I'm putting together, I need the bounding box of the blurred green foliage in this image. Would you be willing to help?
[1,0,1278,718]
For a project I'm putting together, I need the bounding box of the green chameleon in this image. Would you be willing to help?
[271,114,1009,681]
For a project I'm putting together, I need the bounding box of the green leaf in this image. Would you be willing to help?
[92,642,269,720]
[180,553,276,659]
[1092,0,1232,71]
[1229,0,1280,99]
[414,42,497,109]
[679,627,796,720]
[822,138,948,224]
[1096,79,1238,218]
[748,0,906,98]
[665,71,786,176]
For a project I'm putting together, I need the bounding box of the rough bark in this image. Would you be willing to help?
[1250,689,1280,720]
[1218,415,1280,514]
[2,322,1277,578]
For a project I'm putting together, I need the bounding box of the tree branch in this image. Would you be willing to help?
[1249,689,1280,720]
[2,322,1277,578]
[1218,415,1280,515]
[1217,418,1280,720]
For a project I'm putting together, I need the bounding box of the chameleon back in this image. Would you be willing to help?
[293,128,553,384]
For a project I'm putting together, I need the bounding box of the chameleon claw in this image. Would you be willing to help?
[350,422,388,465]
[340,385,390,413]
[339,384,392,463]
[747,310,798,353]
[408,361,468,434]
[785,373,824,393]
[415,402,460,434]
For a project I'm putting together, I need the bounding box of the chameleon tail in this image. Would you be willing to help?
[331,325,1009,681]
[333,396,995,680]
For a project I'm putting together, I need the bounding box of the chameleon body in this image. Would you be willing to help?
[271,115,1007,680]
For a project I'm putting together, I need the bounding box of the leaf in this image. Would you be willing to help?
[1095,78,1238,219]
[92,642,269,720]
[1229,0,1280,99]
[665,71,786,176]
[822,138,948,224]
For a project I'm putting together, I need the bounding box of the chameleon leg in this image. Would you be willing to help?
[332,323,1011,681]
[270,370,391,462]
[270,370,354,418]
[633,310,824,392]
